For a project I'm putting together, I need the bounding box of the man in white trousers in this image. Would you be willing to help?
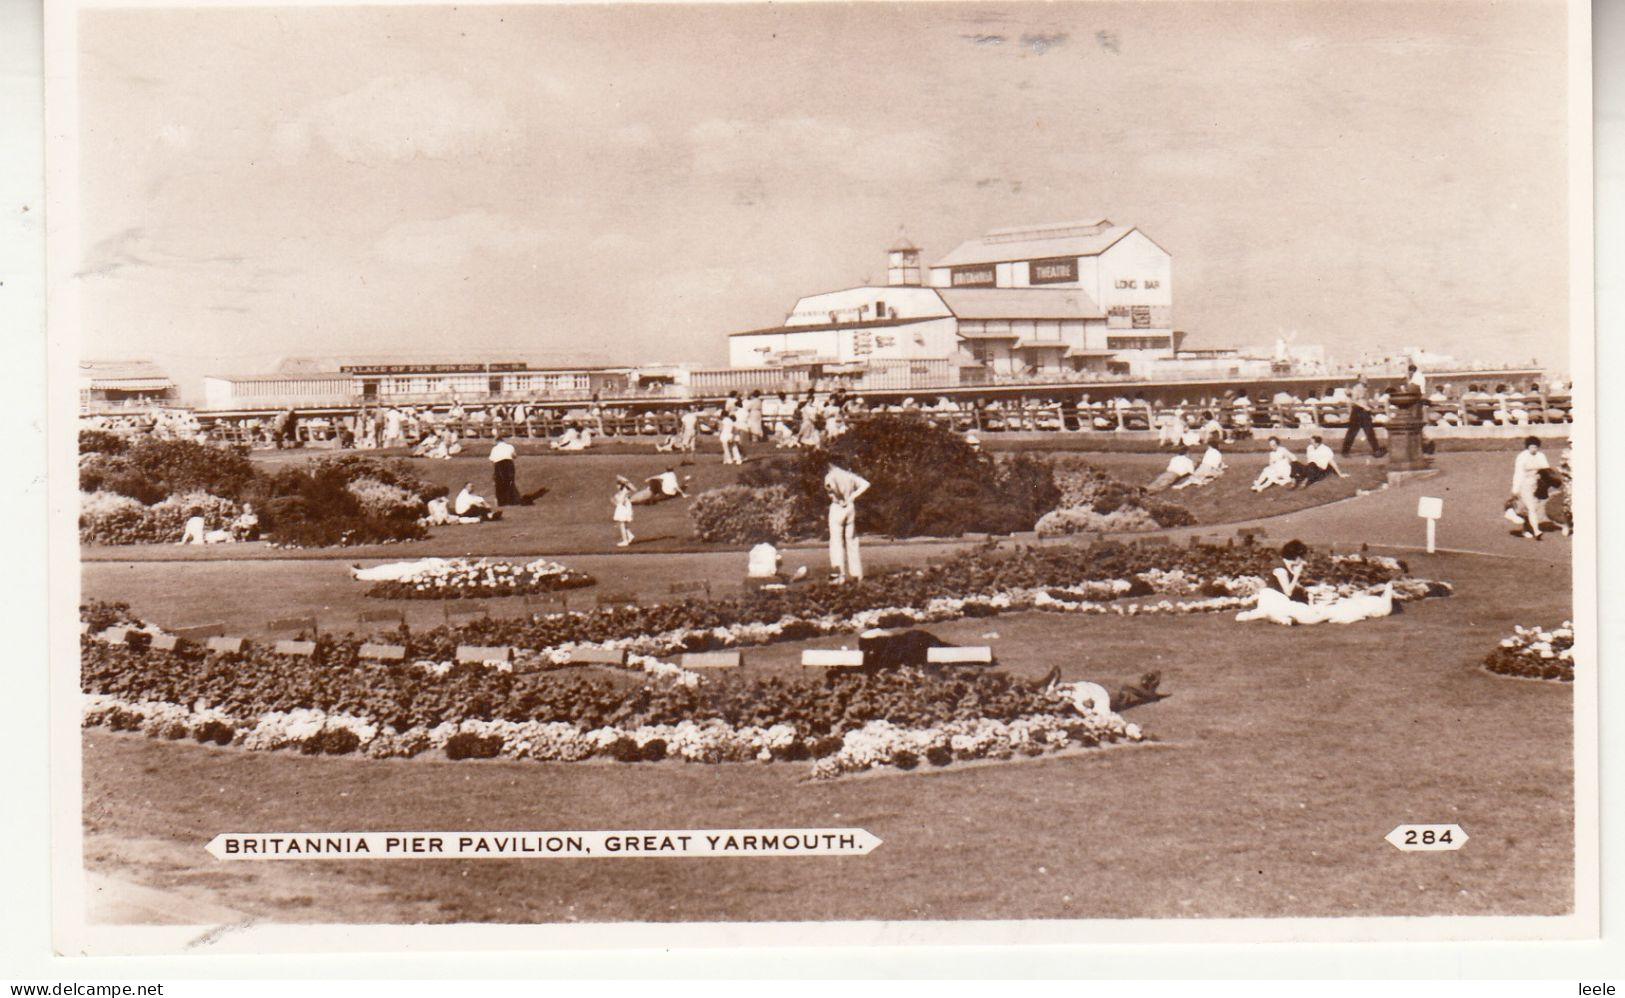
[823,460,871,583]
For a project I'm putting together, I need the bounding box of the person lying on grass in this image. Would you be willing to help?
[1147,446,1196,493]
[1038,667,1170,716]
[1172,443,1225,489]
[1235,538,1395,626]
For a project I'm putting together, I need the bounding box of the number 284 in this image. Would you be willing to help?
[1404,829,1453,846]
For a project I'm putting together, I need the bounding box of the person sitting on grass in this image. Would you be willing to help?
[229,503,260,541]
[1251,437,1297,492]
[632,467,689,505]
[453,482,500,521]
[1173,442,1226,489]
[1147,446,1197,493]
[1235,539,1395,626]
[1296,434,1348,489]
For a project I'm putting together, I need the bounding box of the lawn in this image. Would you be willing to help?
[80,550,1574,923]
[81,446,1397,563]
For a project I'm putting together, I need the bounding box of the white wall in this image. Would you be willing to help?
[1097,229,1173,324]
[784,286,948,325]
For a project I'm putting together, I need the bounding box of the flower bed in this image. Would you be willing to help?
[360,557,597,600]
[396,544,1445,664]
[79,629,1143,776]
[1483,622,1574,682]
[78,544,1451,776]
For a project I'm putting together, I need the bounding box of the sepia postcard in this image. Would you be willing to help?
[42,0,1599,959]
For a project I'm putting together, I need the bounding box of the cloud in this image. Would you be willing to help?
[273,76,514,165]
[373,211,550,268]
[687,116,950,185]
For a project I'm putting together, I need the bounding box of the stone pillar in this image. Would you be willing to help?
[1385,385,1432,474]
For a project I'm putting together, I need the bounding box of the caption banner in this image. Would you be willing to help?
[206,828,882,861]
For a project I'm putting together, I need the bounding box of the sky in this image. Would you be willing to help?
[73,0,1573,398]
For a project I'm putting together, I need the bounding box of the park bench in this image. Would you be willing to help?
[149,634,179,652]
[925,646,995,666]
[205,636,246,656]
[175,622,226,642]
[680,651,743,670]
[595,591,640,609]
[668,580,712,599]
[444,602,491,623]
[565,647,626,667]
[99,626,130,644]
[455,644,512,665]
[266,614,318,637]
[800,649,865,668]
[358,608,406,628]
[358,643,407,662]
[273,639,317,657]
[523,592,570,616]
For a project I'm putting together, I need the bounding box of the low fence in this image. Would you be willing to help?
[190,392,1573,449]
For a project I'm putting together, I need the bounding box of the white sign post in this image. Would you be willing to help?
[1417,496,1443,553]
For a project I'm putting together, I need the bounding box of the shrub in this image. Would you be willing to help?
[689,484,805,543]
[79,490,242,545]
[444,731,505,760]
[78,438,256,504]
[253,465,428,548]
[78,429,129,456]
[346,478,426,520]
[1040,457,1195,531]
[308,455,447,501]
[193,719,236,745]
[1035,506,1160,535]
[79,600,139,633]
[733,415,1061,539]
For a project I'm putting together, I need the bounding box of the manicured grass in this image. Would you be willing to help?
[81,551,1573,923]
[81,446,1415,563]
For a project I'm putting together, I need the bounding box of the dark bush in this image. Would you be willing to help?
[78,429,129,456]
[925,743,954,767]
[306,454,448,501]
[444,731,505,760]
[253,465,428,548]
[79,600,138,633]
[193,719,236,745]
[608,737,645,762]
[731,415,1061,539]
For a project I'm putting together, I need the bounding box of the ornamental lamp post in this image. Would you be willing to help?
[1385,384,1432,476]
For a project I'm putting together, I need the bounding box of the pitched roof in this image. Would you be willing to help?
[936,287,1104,320]
[729,316,943,337]
[79,360,173,389]
[931,222,1142,268]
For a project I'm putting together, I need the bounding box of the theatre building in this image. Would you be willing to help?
[727,219,1177,379]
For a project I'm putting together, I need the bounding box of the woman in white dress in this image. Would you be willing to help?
[1250,437,1297,492]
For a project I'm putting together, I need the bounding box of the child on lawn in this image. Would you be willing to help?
[613,477,635,547]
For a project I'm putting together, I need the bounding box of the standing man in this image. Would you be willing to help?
[678,406,699,461]
[1340,373,1385,457]
[823,459,871,584]
[489,433,520,506]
